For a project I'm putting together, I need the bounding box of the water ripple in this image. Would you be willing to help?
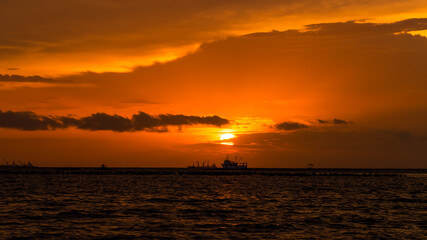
[0,174,425,239]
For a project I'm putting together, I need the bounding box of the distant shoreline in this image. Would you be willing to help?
[1,167,426,176]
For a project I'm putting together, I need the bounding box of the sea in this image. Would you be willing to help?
[0,168,426,239]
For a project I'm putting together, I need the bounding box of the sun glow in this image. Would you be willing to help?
[220,133,235,140]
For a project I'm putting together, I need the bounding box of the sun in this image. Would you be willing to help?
[220,133,235,140]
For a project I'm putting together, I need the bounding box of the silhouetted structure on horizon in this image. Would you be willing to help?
[221,155,247,169]
[0,158,36,168]
[188,160,217,169]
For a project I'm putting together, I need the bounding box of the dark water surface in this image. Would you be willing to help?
[0,171,426,239]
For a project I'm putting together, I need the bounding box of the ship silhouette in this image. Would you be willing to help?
[188,155,248,169]
[221,155,247,169]
[187,160,217,169]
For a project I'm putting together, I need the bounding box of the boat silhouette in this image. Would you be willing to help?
[221,155,247,169]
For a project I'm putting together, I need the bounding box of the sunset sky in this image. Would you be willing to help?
[1,1,426,167]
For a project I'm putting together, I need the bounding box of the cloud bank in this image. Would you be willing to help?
[2,0,426,75]
[0,74,54,83]
[0,110,229,132]
[317,119,349,124]
[276,118,350,131]
[276,121,308,130]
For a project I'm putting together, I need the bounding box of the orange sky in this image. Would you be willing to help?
[0,1,426,167]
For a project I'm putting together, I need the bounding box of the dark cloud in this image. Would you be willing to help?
[333,118,348,124]
[158,114,229,127]
[0,110,229,132]
[305,18,427,36]
[7,68,19,71]
[276,121,308,130]
[76,113,133,132]
[277,119,351,131]
[132,112,229,131]
[317,119,349,124]
[0,74,54,82]
[0,110,62,130]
